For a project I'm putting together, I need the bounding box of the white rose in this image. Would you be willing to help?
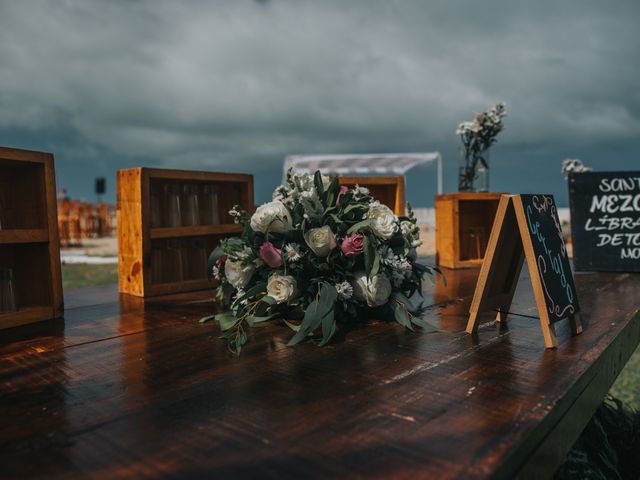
[267,274,297,304]
[304,226,337,257]
[250,201,291,233]
[224,259,255,289]
[353,271,392,307]
[368,202,398,239]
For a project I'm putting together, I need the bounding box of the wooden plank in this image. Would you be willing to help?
[150,224,242,240]
[117,168,145,296]
[0,266,639,479]
[147,278,213,297]
[0,306,55,330]
[0,146,49,164]
[43,153,64,318]
[143,167,253,183]
[0,229,49,244]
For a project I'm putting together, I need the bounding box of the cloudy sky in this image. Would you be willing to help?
[1,0,638,205]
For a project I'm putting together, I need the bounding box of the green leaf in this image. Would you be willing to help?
[347,219,372,234]
[410,316,442,333]
[216,312,239,331]
[287,282,338,346]
[246,313,277,326]
[198,314,217,324]
[343,203,366,214]
[261,295,277,305]
[314,170,324,197]
[282,318,301,332]
[330,213,343,224]
[363,236,378,278]
[325,175,340,206]
[393,302,414,331]
[370,249,380,279]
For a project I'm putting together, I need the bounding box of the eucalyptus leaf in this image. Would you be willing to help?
[198,314,217,324]
[393,302,414,331]
[314,170,324,197]
[347,219,372,234]
[246,313,277,326]
[343,203,366,214]
[216,312,239,331]
[410,316,442,333]
[287,282,338,346]
[282,318,301,332]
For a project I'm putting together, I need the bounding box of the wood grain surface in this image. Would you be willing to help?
[1,261,639,479]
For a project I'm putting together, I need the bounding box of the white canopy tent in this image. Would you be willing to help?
[283,152,443,194]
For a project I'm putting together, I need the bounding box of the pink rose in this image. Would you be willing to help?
[259,241,283,268]
[215,255,227,268]
[336,185,349,205]
[341,233,365,257]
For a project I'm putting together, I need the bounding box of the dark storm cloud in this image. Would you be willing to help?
[0,0,638,203]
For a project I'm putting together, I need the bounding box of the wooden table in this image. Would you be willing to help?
[1,263,639,479]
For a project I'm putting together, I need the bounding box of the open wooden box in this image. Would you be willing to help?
[0,147,63,329]
[435,192,504,269]
[117,168,254,297]
[338,176,405,215]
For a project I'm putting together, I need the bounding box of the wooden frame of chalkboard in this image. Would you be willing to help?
[467,194,582,349]
[568,171,640,272]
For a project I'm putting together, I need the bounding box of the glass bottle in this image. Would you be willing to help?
[200,184,220,225]
[165,184,182,227]
[182,184,200,226]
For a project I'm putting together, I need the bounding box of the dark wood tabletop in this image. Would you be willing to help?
[1,262,639,479]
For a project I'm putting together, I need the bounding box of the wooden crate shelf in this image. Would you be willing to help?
[0,228,49,244]
[435,192,505,269]
[117,168,253,297]
[0,147,63,329]
[338,176,406,216]
[149,224,242,240]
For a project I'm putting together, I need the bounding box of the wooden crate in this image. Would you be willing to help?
[117,168,254,297]
[0,147,63,329]
[435,192,505,269]
[338,176,405,215]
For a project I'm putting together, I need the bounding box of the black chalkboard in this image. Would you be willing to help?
[519,194,580,323]
[569,171,640,272]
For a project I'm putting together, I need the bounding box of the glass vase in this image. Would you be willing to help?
[458,148,490,192]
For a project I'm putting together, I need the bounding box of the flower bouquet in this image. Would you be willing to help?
[204,170,441,354]
[457,102,507,192]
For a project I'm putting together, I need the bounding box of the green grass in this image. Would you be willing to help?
[611,346,640,411]
[61,263,118,290]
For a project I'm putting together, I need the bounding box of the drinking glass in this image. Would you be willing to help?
[165,239,184,283]
[200,184,220,225]
[165,184,182,227]
[183,184,200,226]
[0,268,17,313]
[186,238,208,280]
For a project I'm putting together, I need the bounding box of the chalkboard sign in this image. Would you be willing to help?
[518,194,580,323]
[467,194,581,349]
[569,171,640,272]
